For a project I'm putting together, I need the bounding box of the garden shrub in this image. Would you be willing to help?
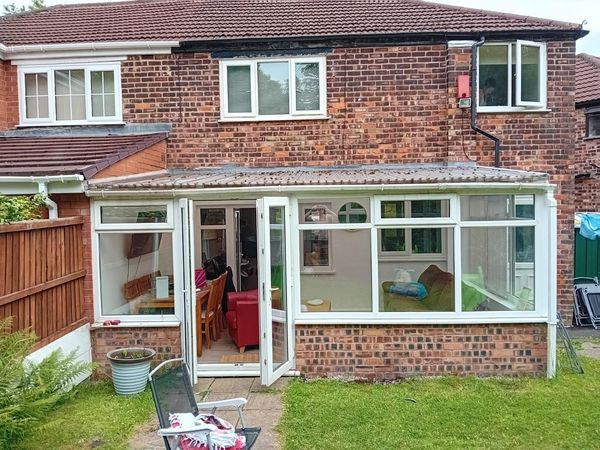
[0,194,47,224]
[0,317,91,448]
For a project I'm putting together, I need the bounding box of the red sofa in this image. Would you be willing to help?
[225,289,259,353]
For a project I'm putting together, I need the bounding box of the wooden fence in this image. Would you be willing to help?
[0,217,87,347]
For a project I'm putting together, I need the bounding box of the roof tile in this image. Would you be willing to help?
[0,0,584,46]
[576,53,600,106]
[0,133,167,179]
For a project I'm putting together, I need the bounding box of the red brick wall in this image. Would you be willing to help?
[92,141,167,179]
[295,323,547,380]
[574,106,600,212]
[121,45,449,167]
[91,325,182,377]
[53,194,94,321]
[0,60,18,131]
[121,40,576,319]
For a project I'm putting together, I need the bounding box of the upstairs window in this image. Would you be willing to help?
[220,57,327,121]
[18,63,122,125]
[587,110,600,138]
[478,41,546,111]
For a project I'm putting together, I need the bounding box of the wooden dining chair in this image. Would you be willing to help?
[199,273,226,351]
[195,286,211,357]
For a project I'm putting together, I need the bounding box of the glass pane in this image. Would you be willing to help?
[269,206,288,372]
[100,205,168,224]
[300,229,372,312]
[25,97,38,119]
[461,195,535,221]
[462,227,534,311]
[411,200,447,218]
[99,232,174,315]
[302,230,330,267]
[91,71,104,94]
[38,95,49,118]
[104,94,116,116]
[200,208,226,225]
[378,229,454,312]
[25,73,38,95]
[71,94,85,120]
[226,65,251,113]
[295,62,320,111]
[37,73,48,95]
[381,201,405,219]
[55,96,70,120]
[479,45,509,106]
[520,45,540,103]
[54,70,70,95]
[301,202,337,224]
[71,70,85,94]
[104,71,115,93]
[338,202,367,223]
[412,228,442,253]
[258,61,289,115]
[200,229,226,279]
[588,114,600,138]
[380,228,406,252]
[91,94,104,117]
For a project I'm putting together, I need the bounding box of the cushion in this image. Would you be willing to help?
[417,265,444,290]
[389,281,427,299]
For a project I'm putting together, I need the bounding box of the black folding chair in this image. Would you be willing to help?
[148,358,261,449]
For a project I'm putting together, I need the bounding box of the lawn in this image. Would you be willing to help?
[279,357,600,450]
[19,381,155,450]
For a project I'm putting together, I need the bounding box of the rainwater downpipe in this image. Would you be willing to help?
[470,37,502,167]
[38,182,58,219]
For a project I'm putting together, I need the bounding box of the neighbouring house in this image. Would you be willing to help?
[574,54,600,281]
[0,0,587,384]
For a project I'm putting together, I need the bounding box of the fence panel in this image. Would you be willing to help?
[0,217,87,345]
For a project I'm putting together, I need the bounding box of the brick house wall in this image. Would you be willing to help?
[574,106,600,212]
[296,323,547,380]
[120,40,576,319]
[0,60,18,131]
[92,140,167,179]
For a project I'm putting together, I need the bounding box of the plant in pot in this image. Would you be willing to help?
[106,347,156,395]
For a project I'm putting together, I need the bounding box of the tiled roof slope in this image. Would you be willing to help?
[576,53,600,106]
[0,0,585,46]
[0,133,167,179]
[88,165,548,191]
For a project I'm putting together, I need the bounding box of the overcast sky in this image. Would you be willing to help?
[1,0,597,54]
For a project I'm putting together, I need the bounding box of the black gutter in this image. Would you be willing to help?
[470,37,502,168]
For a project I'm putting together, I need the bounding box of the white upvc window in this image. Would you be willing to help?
[92,200,178,323]
[219,56,327,121]
[18,63,122,126]
[477,41,547,112]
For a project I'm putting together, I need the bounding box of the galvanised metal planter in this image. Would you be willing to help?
[107,348,156,395]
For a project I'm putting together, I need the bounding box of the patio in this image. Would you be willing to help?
[129,377,290,450]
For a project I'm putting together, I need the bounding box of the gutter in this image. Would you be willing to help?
[86,181,555,198]
[0,174,84,183]
[1,40,179,60]
[470,37,502,167]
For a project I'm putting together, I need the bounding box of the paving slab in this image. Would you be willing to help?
[250,376,291,393]
[580,341,600,359]
[209,377,255,393]
[245,392,284,411]
[241,410,283,450]
[194,377,215,393]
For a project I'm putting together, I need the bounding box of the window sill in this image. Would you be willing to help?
[583,136,600,141]
[18,121,126,128]
[477,108,551,114]
[301,269,336,275]
[219,115,330,123]
[91,320,180,329]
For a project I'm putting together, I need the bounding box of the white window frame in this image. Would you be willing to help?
[477,41,547,113]
[219,56,327,121]
[94,200,174,231]
[293,191,551,323]
[18,62,123,126]
[91,199,179,324]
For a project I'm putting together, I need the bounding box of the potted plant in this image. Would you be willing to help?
[106,347,156,395]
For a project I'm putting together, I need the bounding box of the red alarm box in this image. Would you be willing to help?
[458,75,470,98]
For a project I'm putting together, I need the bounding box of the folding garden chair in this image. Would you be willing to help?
[148,358,261,450]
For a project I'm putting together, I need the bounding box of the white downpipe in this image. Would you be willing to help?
[38,182,58,219]
[546,191,558,378]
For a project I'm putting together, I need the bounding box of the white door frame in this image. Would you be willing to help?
[257,197,295,386]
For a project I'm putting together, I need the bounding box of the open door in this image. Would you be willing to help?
[179,198,198,383]
[257,197,294,386]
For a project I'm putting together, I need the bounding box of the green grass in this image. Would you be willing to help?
[279,358,600,450]
[18,381,155,450]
